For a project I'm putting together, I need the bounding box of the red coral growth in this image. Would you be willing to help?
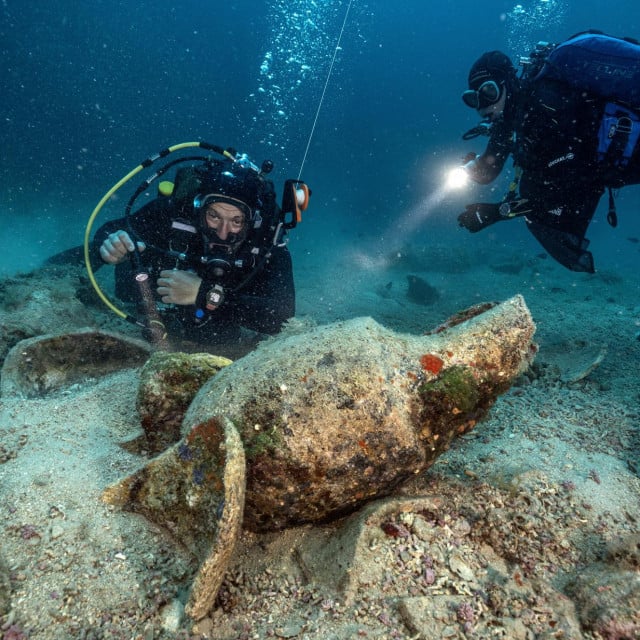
[380,521,411,538]
[420,353,444,375]
[20,524,40,540]
[2,625,29,640]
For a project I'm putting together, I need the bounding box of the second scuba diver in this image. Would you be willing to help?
[457,31,640,272]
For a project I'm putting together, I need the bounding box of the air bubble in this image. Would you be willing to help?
[506,0,567,55]
[246,0,350,152]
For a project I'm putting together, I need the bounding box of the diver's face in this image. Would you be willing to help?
[204,202,246,241]
[479,88,507,121]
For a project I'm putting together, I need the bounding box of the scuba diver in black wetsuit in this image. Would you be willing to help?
[90,145,310,349]
[457,31,640,273]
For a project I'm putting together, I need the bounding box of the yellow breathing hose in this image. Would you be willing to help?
[83,141,211,321]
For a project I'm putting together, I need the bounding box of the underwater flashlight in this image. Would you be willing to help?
[445,166,470,190]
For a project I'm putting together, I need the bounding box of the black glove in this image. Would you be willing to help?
[458,203,503,233]
[458,199,532,233]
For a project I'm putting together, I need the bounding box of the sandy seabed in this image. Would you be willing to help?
[1,241,639,639]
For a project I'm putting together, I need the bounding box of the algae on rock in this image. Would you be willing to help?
[137,351,232,452]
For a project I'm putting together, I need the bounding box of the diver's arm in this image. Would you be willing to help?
[227,247,295,335]
[465,122,513,185]
[91,199,172,263]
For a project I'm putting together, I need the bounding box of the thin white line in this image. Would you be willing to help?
[297,0,354,181]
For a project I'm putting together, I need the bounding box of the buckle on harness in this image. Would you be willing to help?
[610,116,632,138]
[598,102,640,168]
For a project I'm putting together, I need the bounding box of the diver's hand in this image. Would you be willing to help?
[458,203,502,233]
[458,199,532,233]
[462,151,478,165]
[99,230,145,264]
[157,269,202,306]
[461,156,478,179]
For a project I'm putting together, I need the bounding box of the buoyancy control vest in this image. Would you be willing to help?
[533,31,640,110]
[522,31,640,174]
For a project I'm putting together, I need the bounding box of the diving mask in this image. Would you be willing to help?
[462,80,503,110]
[196,194,251,248]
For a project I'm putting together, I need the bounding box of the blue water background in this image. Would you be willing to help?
[1,0,639,280]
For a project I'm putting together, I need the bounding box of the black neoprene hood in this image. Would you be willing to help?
[468,51,516,89]
[199,162,265,212]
